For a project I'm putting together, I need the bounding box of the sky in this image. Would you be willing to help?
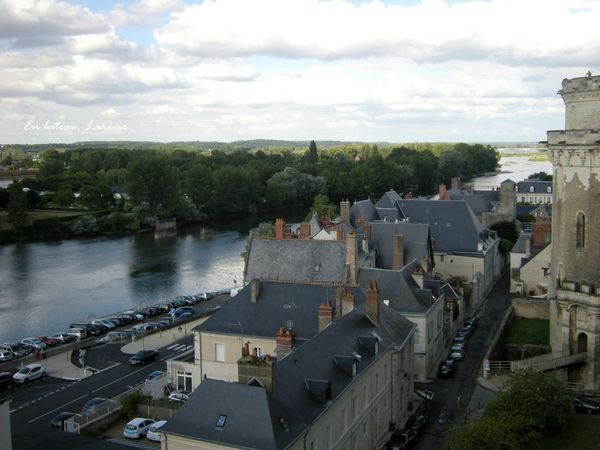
[1,0,599,145]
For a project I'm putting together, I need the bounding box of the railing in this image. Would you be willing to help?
[64,399,121,433]
[511,351,587,372]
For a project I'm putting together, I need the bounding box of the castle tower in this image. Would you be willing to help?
[548,74,600,389]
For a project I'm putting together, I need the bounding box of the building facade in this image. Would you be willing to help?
[548,74,600,389]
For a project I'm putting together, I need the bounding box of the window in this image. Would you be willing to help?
[363,422,367,436]
[215,343,225,362]
[530,186,535,192]
[342,408,347,431]
[576,212,585,249]
[253,347,263,358]
[375,373,379,393]
[216,415,227,428]
[521,196,525,202]
[529,196,534,203]
[326,424,332,448]
[177,371,193,392]
[546,197,551,204]
[363,385,368,410]
[547,186,552,193]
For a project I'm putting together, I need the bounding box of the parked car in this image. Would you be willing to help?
[142,307,159,317]
[124,417,155,439]
[82,397,107,415]
[107,317,127,326]
[387,428,418,450]
[168,391,189,402]
[405,414,429,436]
[465,316,479,329]
[21,338,47,350]
[173,306,194,319]
[1,343,33,358]
[437,362,454,379]
[49,412,75,430]
[0,351,16,363]
[415,388,434,401]
[452,336,467,348]
[50,332,77,344]
[0,372,16,391]
[157,317,174,328]
[96,331,129,344]
[573,397,600,415]
[146,419,167,441]
[13,364,46,383]
[449,346,464,361]
[129,349,159,366]
[92,319,116,329]
[455,327,472,339]
[122,311,145,321]
[37,336,59,347]
[66,327,88,340]
[145,371,165,383]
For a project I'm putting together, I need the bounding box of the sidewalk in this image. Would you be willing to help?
[42,350,93,381]
[120,316,209,354]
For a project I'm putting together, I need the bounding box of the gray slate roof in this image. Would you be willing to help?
[245,237,347,284]
[512,232,531,254]
[396,199,484,253]
[516,180,552,194]
[377,190,403,209]
[195,281,363,341]
[270,305,415,448]
[448,192,493,215]
[350,199,377,223]
[161,379,277,450]
[367,222,431,270]
[375,207,403,222]
[358,264,436,314]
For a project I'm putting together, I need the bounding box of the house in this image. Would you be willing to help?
[515,180,552,205]
[510,219,552,296]
[161,290,416,450]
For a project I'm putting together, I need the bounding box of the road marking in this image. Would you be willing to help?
[92,365,150,393]
[27,393,88,423]
[167,344,178,349]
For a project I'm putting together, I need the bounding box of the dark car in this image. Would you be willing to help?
[573,397,600,415]
[465,316,479,330]
[129,349,159,366]
[405,414,429,436]
[437,362,454,379]
[387,429,418,450]
[50,411,75,430]
[82,397,108,415]
[0,372,15,391]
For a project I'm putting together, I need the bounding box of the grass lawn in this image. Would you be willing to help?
[536,416,600,450]
[503,318,549,346]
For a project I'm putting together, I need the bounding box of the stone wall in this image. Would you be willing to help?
[512,298,549,320]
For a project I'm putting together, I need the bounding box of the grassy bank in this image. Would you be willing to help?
[503,318,549,346]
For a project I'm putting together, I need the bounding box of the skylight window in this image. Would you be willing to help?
[216,415,227,428]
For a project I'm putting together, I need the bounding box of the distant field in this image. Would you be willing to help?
[504,318,549,346]
[500,152,549,161]
[27,209,92,220]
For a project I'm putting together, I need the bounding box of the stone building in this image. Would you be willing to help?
[548,74,600,389]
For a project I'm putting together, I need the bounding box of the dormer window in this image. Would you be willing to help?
[547,186,552,193]
[530,186,535,193]
[216,415,227,428]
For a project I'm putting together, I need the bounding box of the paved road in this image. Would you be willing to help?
[9,335,190,450]
[415,272,511,449]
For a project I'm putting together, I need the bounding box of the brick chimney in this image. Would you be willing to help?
[532,220,551,247]
[355,217,366,230]
[438,184,448,200]
[341,289,355,316]
[336,224,343,240]
[318,302,334,332]
[346,232,358,285]
[275,218,285,240]
[238,353,275,392]
[404,192,413,199]
[411,265,425,288]
[451,177,461,190]
[299,222,310,239]
[250,279,260,303]
[364,224,372,241]
[392,233,404,270]
[275,326,294,361]
[366,280,379,326]
[340,199,350,223]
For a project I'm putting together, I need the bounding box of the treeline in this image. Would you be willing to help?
[0,142,498,238]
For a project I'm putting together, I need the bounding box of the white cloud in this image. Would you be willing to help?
[110,0,185,27]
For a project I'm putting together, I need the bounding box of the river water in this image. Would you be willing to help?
[0,152,551,343]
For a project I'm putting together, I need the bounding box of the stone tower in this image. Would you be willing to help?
[548,74,600,389]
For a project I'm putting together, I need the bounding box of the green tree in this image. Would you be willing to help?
[7,181,28,232]
[528,171,552,181]
[54,185,74,207]
[305,194,337,221]
[305,140,318,164]
[185,162,214,209]
[490,220,519,243]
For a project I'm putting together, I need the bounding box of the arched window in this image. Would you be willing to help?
[530,186,535,193]
[547,186,552,193]
[576,212,586,249]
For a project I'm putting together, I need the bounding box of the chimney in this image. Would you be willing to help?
[392,233,404,270]
[275,326,294,361]
[532,220,551,247]
[366,280,379,326]
[318,302,334,332]
[411,265,425,288]
[250,279,260,303]
[340,199,350,223]
[238,353,275,393]
[404,192,413,199]
[438,184,448,200]
[346,232,358,285]
[336,224,343,240]
[275,218,285,240]
[299,222,310,239]
[364,224,372,241]
[341,289,355,316]
[451,177,461,190]
[355,217,366,230]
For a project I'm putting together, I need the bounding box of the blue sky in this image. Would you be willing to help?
[1,0,598,144]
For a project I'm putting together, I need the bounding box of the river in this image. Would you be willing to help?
[0,152,550,343]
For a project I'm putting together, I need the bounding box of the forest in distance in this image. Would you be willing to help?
[0,141,499,241]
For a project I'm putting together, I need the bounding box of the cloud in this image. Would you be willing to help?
[110,0,185,27]
[155,0,600,66]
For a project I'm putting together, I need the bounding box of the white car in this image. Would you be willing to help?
[92,319,116,329]
[146,420,167,442]
[13,364,46,383]
[168,391,189,402]
[123,417,155,439]
[415,388,434,401]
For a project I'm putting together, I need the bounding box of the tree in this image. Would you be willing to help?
[54,185,74,207]
[304,194,337,221]
[7,181,28,232]
[490,220,519,244]
[305,140,318,164]
[528,171,552,181]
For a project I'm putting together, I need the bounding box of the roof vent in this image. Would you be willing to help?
[333,355,358,377]
[358,336,379,355]
[304,378,332,403]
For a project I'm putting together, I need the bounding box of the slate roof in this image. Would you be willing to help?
[395,199,485,253]
[358,264,436,314]
[194,281,363,341]
[161,379,277,450]
[512,232,531,254]
[270,305,415,448]
[350,199,377,223]
[367,222,431,269]
[516,205,538,217]
[375,207,403,222]
[244,237,347,284]
[448,192,493,216]
[516,180,552,194]
[377,189,403,209]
